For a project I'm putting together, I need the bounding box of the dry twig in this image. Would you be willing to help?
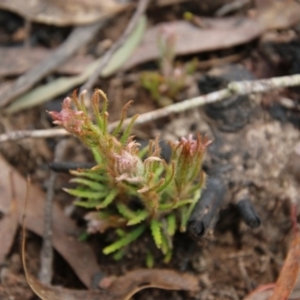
[81,0,150,92]
[1,74,300,143]
[39,140,70,284]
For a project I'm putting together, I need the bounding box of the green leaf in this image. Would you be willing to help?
[74,199,99,208]
[161,232,169,255]
[159,199,194,210]
[116,229,126,237]
[156,161,175,193]
[113,249,126,261]
[127,210,149,226]
[120,114,139,145]
[70,170,107,182]
[138,145,149,159]
[116,203,136,219]
[70,178,106,191]
[167,214,176,236]
[78,231,89,242]
[150,219,162,249]
[96,189,118,209]
[163,250,172,264]
[103,225,146,255]
[185,188,202,221]
[180,206,189,232]
[91,148,103,164]
[74,199,102,208]
[146,251,154,268]
[63,188,107,199]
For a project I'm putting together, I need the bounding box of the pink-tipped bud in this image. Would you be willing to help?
[48,96,87,136]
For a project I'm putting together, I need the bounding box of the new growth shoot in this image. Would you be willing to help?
[49,89,209,264]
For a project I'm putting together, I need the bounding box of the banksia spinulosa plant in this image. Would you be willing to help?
[49,89,210,263]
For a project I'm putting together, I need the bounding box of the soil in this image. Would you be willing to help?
[1,1,300,300]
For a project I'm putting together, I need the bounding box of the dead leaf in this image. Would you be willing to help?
[268,231,300,300]
[123,18,263,70]
[0,154,100,287]
[257,0,300,30]
[0,47,95,77]
[244,232,300,300]
[0,22,103,108]
[23,262,199,300]
[0,0,128,26]
[4,15,146,114]
[123,1,300,70]
[0,173,18,263]
[243,285,274,300]
[104,269,200,299]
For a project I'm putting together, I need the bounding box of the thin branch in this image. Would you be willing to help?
[39,140,69,284]
[0,128,68,143]
[1,74,300,143]
[81,0,150,92]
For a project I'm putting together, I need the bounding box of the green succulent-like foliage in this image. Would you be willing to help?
[49,89,209,263]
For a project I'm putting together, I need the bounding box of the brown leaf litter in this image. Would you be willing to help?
[0,0,128,26]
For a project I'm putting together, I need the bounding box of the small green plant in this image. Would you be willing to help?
[49,90,209,263]
[140,26,198,106]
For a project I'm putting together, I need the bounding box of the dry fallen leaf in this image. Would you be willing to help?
[243,285,274,300]
[4,15,146,114]
[0,21,103,108]
[268,231,300,300]
[244,232,300,300]
[0,47,95,77]
[0,0,128,26]
[123,18,263,70]
[0,173,18,263]
[23,256,200,300]
[257,0,300,30]
[124,0,300,70]
[0,154,100,287]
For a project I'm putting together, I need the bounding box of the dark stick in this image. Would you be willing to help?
[39,140,69,284]
[187,176,226,239]
[236,198,261,228]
